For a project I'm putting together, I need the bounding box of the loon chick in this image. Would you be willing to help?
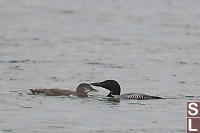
[29,83,97,97]
[90,80,162,100]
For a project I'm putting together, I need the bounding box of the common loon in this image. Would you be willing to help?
[90,80,163,100]
[29,83,97,97]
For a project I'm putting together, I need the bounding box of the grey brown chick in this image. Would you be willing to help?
[29,83,96,97]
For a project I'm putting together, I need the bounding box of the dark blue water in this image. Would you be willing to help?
[0,0,200,132]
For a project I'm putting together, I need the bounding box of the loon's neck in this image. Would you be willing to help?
[107,93,113,97]
[107,93,120,98]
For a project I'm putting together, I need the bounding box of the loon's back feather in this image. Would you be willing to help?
[29,88,76,96]
[120,93,162,100]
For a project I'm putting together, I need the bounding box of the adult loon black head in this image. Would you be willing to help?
[91,80,121,98]
[91,80,163,100]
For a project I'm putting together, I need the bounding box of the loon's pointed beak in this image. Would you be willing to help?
[91,88,98,91]
[90,82,102,87]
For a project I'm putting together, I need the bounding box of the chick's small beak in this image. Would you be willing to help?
[84,89,91,93]
[83,86,98,92]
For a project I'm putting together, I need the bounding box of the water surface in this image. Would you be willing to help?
[0,0,200,132]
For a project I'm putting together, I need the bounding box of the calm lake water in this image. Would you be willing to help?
[0,0,200,132]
